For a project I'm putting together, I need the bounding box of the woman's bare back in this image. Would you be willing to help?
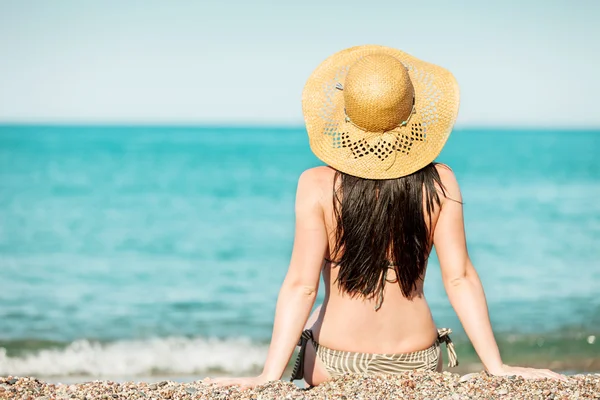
[303,165,450,366]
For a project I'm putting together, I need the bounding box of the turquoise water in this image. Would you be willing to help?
[0,125,599,378]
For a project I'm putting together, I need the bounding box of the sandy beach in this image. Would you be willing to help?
[2,372,599,400]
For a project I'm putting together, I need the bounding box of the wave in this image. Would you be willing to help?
[2,332,598,377]
[0,336,268,377]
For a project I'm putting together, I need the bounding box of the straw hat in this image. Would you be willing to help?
[303,45,460,179]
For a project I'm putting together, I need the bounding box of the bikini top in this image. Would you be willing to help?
[325,258,397,311]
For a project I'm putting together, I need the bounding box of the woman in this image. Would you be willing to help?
[208,45,564,388]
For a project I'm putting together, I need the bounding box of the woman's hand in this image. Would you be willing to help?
[203,374,273,391]
[488,364,567,381]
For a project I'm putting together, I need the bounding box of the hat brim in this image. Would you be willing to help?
[303,45,460,179]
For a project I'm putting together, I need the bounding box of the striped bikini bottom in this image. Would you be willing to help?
[290,328,458,381]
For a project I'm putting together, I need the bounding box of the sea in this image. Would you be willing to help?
[0,125,599,380]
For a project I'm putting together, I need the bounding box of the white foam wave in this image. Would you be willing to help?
[0,337,268,377]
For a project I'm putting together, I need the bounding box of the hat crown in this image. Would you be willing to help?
[344,54,415,132]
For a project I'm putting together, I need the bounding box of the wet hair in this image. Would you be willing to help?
[331,162,447,300]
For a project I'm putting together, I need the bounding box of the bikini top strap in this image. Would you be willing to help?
[326,258,396,311]
[374,262,396,311]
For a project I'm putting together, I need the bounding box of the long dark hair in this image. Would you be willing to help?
[331,162,446,300]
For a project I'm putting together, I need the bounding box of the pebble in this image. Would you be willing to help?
[458,373,479,383]
[0,372,599,399]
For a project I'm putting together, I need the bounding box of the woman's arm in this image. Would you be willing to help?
[261,169,328,379]
[209,168,328,388]
[433,165,564,380]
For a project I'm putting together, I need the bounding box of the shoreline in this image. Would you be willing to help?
[2,372,600,399]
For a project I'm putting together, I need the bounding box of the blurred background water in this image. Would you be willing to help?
[0,125,598,379]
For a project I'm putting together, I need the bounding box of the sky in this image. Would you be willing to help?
[0,0,599,127]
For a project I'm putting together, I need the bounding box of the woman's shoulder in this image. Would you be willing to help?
[297,166,337,187]
[295,166,336,203]
[434,163,462,203]
[434,163,455,180]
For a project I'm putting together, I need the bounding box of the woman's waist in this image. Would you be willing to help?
[313,299,438,354]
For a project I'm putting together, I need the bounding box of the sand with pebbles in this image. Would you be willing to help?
[1,371,599,399]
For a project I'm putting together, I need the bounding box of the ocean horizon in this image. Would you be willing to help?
[0,124,599,379]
